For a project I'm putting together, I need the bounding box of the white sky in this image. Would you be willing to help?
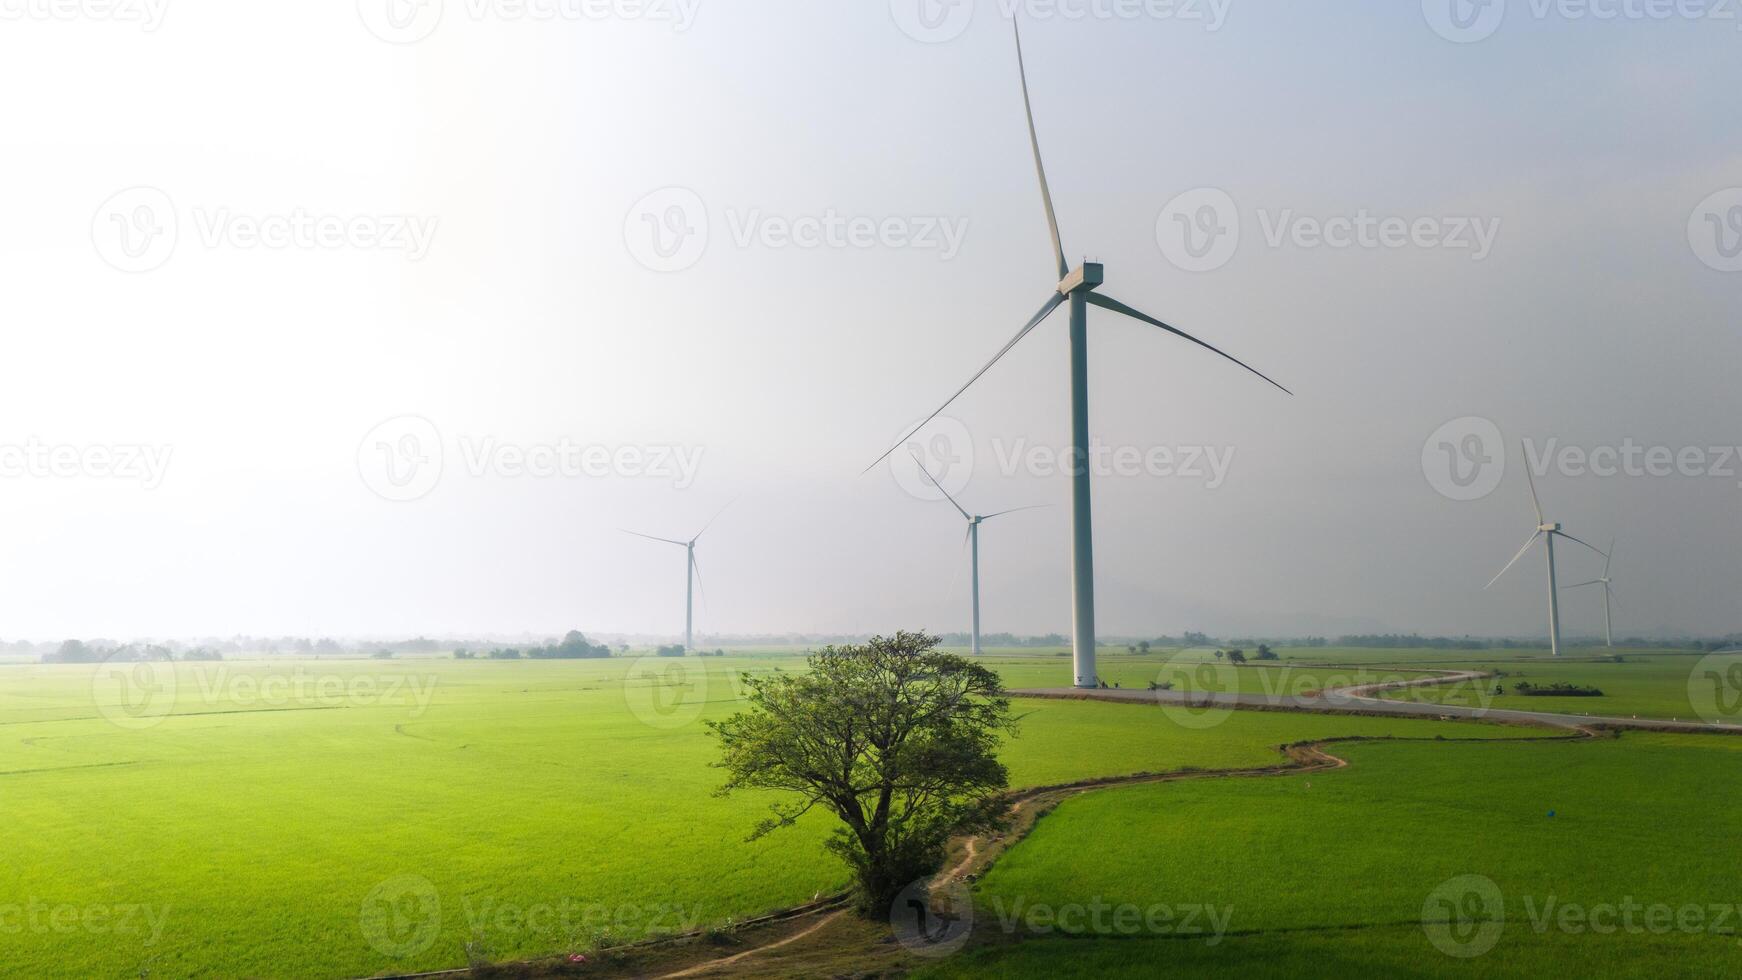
[1,1,1738,641]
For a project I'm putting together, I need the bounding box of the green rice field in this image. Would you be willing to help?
[0,654,1547,978]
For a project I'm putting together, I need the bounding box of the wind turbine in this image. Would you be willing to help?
[624,505,728,652]
[910,450,1043,656]
[1563,538,1617,648]
[867,21,1291,689]
[1485,448,1605,657]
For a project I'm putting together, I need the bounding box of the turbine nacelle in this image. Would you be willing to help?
[1540,522,1563,533]
[1057,262,1104,296]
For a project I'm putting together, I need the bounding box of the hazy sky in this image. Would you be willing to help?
[1,1,1738,641]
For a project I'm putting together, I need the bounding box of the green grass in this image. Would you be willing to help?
[980,651,1428,698]
[0,657,1539,978]
[1379,652,1739,724]
[914,929,1735,979]
[978,646,1738,726]
[941,731,1742,978]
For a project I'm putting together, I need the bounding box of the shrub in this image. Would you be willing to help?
[1514,681,1604,697]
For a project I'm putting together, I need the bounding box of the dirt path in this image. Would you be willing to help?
[653,910,849,979]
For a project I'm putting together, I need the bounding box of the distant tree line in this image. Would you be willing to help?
[940,632,1070,649]
[43,640,222,664]
[455,631,614,661]
[1336,634,1492,650]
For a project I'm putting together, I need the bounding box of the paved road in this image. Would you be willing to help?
[1015,679,1742,735]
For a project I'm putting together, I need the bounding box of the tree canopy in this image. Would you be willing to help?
[708,631,1017,910]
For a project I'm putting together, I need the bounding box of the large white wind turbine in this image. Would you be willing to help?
[868,22,1290,689]
[1563,538,1618,648]
[624,505,728,651]
[1486,449,1605,657]
[910,450,1043,656]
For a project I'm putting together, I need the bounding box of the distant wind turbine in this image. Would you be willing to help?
[624,504,729,651]
[867,21,1290,689]
[1486,448,1605,657]
[1563,538,1618,648]
[910,450,1043,656]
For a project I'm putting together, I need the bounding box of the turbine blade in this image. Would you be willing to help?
[910,447,972,520]
[943,528,969,597]
[963,524,973,551]
[690,551,709,613]
[1553,530,1607,557]
[864,292,1067,473]
[1561,580,1604,589]
[981,504,1048,521]
[693,499,735,542]
[1486,531,1542,590]
[623,529,688,548]
[1604,538,1614,577]
[1013,19,1067,281]
[1085,292,1292,395]
[1523,447,1544,525]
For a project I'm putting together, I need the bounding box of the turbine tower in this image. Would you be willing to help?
[1486,448,1605,657]
[868,22,1290,689]
[1564,539,1617,648]
[624,505,727,651]
[910,450,1042,656]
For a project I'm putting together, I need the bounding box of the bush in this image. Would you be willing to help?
[1514,682,1604,698]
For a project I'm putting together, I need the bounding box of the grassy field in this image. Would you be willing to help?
[1376,651,1739,723]
[0,655,1542,978]
[977,646,1739,725]
[935,731,1742,978]
[977,649,1447,698]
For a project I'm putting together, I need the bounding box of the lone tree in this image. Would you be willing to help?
[709,631,1017,911]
